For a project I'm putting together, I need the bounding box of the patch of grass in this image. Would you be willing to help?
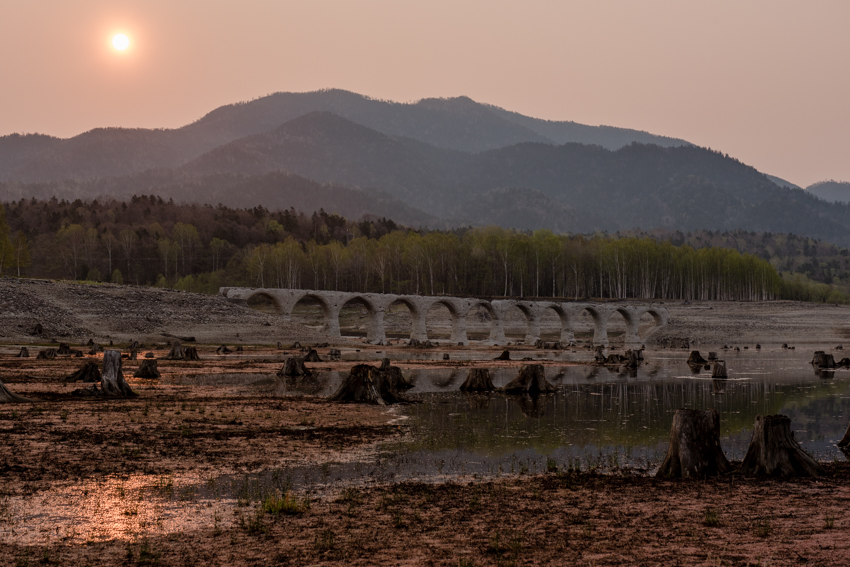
[457,559,474,567]
[703,508,719,527]
[261,491,309,515]
[239,508,267,535]
[824,513,835,529]
[314,528,335,552]
[753,518,772,538]
[546,457,558,473]
[59,409,69,422]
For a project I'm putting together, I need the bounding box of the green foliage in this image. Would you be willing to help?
[0,196,839,303]
[261,491,309,515]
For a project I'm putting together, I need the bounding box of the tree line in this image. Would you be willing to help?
[0,195,839,303]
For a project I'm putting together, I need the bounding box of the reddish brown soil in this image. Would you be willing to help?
[3,468,850,566]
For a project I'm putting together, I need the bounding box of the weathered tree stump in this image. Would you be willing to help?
[31,323,44,336]
[144,352,155,359]
[378,358,413,390]
[100,350,136,397]
[494,350,511,361]
[236,346,243,353]
[36,349,57,360]
[656,409,732,478]
[278,357,310,377]
[66,361,101,382]
[460,368,495,392]
[57,343,72,355]
[740,415,824,476]
[500,364,556,394]
[304,349,322,362]
[624,349,639,369]
[16,347,29,358]
[707,352,717,361]
[129,341,139,349]
[216,345,232,354]
[0,379,34,403]
[687,350,707,364]
[134,359,161,379]
[291,341,302,349]
[838,422,850,449]
[165,340,185,360]
[328,348,341,360]
[328,364,408,405]
[128,350,138,360]
[604,353,624,365]
[183,346,200,360]
[711,360,727,378]
[593,346,606,363]
[811,351,836,369]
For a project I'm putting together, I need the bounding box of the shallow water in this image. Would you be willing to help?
[194,348,850,493]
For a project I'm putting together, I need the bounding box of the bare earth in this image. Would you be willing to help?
[2,279,850,565]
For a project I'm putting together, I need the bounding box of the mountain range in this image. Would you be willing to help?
[2,89,850,244]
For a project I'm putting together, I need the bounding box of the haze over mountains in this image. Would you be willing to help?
[2,88,850,244]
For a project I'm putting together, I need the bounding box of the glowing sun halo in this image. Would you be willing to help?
[112,34,130,51]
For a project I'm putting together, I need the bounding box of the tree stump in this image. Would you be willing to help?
[518,393,547,418]
[811,351,836,369]
[304,349,322,362]
[165,340,185,360]
[278,357,310,377]
[494,350,511,361]
[500,364,556,394]
[328,348,341,360]
[460,368,495,392]
[624,350,639,369]
[291,341,302,349]
[740,415,824,476]
[57,343,72,355]
[711,360,727,378]
[16,347,29,358]
[100,350,136,397]
[656,409,732,478]
[687,350,707,364]
[604,353,624,365]
[134,359,161,379]
[236,346,243,353]
[378,358,413,390]
[36,349,56,360]
[31,323,44,336]
[838,422,850,449]
[216,345,232,354]
[66,361,101,382]
[129,341,139,349]
[0,379,33,403]
[144,352,155,359]
[328,364,408,405]
[707,352,717,361]
[593,346,606,363]
[183,346,200,361]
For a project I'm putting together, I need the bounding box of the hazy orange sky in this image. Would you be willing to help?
[1,1,848,187]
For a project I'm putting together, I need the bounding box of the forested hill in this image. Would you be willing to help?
[807,180,850,203]
[0,89,688,183]
[179,112,850,243]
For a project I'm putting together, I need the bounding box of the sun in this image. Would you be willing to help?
[112,34,130,51]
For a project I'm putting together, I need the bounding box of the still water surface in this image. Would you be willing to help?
[203,348,850,491]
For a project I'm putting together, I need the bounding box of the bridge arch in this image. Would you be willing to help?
[339,295,385,343]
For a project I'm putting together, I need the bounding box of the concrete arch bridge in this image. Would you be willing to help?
[219,287,669,347]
